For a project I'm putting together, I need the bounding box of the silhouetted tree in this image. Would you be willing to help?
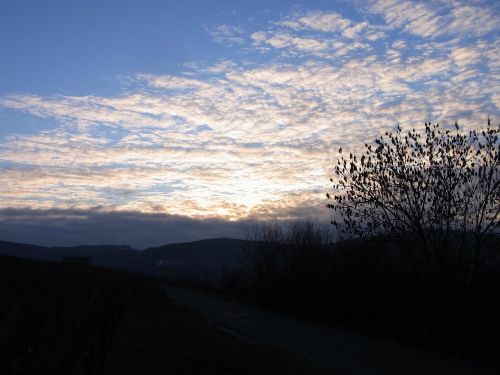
[244,219,332,296]
[244,221,285,292]
[327,121,499,310]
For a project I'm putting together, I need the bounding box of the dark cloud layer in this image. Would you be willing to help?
[0,208,254,249]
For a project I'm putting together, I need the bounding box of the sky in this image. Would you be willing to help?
[0,0,499,248]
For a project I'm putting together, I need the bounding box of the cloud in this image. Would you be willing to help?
[368,0,443,38]
[0,206,332,248]
[249,8,387,59]
[251,31,333,57]
[451,47,482,68]
[368,0,500,39]
[446,3,499,37]
[278,10,352,33]
[0,2,498,228]
[391,40,407,49]
[205,24,245,46]
[0,207,251,248]
[342,21,368,39]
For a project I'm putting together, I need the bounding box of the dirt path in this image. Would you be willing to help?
[169,287,495,375]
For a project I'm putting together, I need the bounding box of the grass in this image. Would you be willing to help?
[102,296,329,375]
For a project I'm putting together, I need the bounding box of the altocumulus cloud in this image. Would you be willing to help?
[0,0,498,246]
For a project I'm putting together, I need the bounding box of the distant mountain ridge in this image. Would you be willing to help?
[140,238,247,278]
[0,238,247,280]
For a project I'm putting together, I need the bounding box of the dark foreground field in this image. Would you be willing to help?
[0,255,327,375]
[103,293,328,375]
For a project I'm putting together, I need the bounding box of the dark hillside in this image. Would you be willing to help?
[0,241,139,268]
[0,238,247,280]
[136,238,246,278]
[0,241,56,262]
